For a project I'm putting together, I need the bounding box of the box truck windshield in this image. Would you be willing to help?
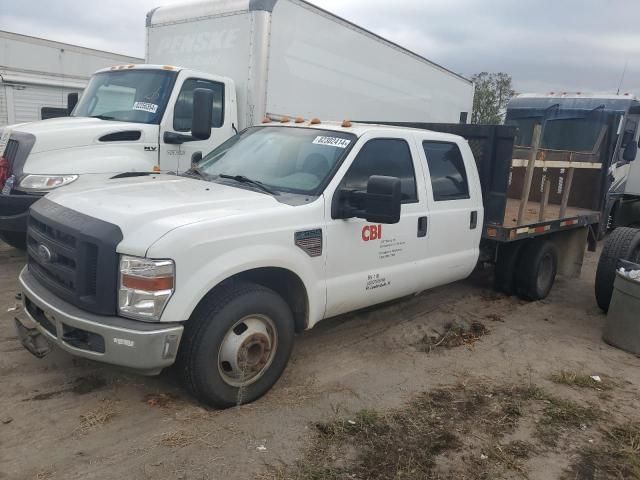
[72,69,177,124]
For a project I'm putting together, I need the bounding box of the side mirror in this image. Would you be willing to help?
[191,88,213,141]
[332,175,402,224]
[363,175,402,224]
[67,92,79,116]
[191,151,202,166]
[623,141,638,162]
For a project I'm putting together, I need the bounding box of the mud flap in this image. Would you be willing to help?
[14,312,52,359]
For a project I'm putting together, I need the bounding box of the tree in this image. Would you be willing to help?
[471,72,515,125]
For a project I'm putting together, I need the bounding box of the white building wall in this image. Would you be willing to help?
[0,30,142,126]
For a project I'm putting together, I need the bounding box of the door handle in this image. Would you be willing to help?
[417,216,428,237]
[470,211,478,230]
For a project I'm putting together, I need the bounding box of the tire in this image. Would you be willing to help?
[0,231,27,250]
[494,242,524,295]
[595,227,640,312]
[514,240,559,301]
[178,282,295,408]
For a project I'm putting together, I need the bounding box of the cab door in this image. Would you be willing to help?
[416,136,483,281]
[323,132,430,318]
[159,76,231,173]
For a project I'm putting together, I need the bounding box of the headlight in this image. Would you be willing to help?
[19,174,79,191]
[118,255,175,321]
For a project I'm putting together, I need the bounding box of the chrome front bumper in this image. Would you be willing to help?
[18,267,184,374]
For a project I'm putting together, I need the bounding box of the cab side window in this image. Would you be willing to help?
[341,138,417,202]
[174,79,224,132]
[422,141,470,201]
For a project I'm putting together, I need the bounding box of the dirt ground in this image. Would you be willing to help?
[1,240,639,480]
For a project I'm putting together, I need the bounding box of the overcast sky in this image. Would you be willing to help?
[1,0,639,95]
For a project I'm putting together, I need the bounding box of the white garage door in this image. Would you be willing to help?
[8,84,83,124]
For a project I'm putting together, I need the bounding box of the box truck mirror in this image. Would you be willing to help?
[623,141,638,162]
[332,175,402,224]
[67,93,79,116]
[191,88,213,141]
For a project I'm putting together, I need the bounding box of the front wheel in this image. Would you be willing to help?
[178,282,295,408]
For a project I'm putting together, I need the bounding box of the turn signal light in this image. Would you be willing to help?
[122,274,174,291]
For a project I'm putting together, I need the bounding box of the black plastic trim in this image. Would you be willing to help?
[99,131,142,142]
[27,198,123,316]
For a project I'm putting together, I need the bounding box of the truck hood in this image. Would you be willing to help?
[11,116,155,154]
[46,175,288,255]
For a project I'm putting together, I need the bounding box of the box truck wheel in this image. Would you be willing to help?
[595,227,640,312]
[178,282,295,408]
[515,240,558,301]
[0,231,26,250]
[494,242,525,295]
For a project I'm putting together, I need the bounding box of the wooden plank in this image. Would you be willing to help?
[517,123,541,225]
[559,167,575,218]
[539,179,551,222]
[510,159,602,169]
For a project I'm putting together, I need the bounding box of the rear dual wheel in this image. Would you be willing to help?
[495,240,558,301]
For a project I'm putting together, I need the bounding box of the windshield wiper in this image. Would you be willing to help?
[218,174,277,195]
[90,114,116,120]
[181,166,209,180]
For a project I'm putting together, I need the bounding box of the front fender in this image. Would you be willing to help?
[153,241,326,328]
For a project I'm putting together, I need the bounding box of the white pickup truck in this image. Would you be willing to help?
[15,121,599,407]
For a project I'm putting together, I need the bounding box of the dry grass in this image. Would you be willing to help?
[157,429,221,449]
[550,370,615,390]
[567,423,640,479]
[419,320,489,352]
[75,400,118,434]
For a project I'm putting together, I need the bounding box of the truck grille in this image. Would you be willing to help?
[27,199,123,316]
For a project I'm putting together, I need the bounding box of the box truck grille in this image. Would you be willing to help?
[27,199,123,316]
[3,139,19,169]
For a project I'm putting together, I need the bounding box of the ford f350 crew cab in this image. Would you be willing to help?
[15,121,599,407]
[0,0,473,249]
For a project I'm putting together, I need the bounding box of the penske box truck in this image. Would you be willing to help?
[0,0,473,249]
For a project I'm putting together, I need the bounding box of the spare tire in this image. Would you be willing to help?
[595,227,640,312]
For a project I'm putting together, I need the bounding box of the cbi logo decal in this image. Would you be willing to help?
[362,224,382,242]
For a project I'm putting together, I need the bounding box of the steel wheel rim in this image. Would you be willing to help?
[537,253,554,293]
[217,314,278,388]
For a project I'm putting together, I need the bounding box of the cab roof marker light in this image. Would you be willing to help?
[153,165,161,172]
[280,116,290,123]
[295,117,305,124]
[262,117,272,124]
[162,65,176,70]
[309,118,321,125]
[342,120,352,127]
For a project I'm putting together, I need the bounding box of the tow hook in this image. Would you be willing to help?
[13,301,52,359]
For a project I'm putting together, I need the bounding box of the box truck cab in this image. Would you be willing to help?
[0,0,473,249]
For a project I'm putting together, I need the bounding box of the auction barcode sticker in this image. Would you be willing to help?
[133,102,159,114]
[312,136,351,149]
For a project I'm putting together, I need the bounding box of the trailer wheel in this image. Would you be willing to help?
[595,227,640,312]
[0,231,26,250]
[515,240,558,301]
[178,282,295,408]
[494,242,525,295]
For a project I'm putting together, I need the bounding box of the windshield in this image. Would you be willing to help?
[72,70,177,124]
[508,116,607,153]
[199,126,356,195]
